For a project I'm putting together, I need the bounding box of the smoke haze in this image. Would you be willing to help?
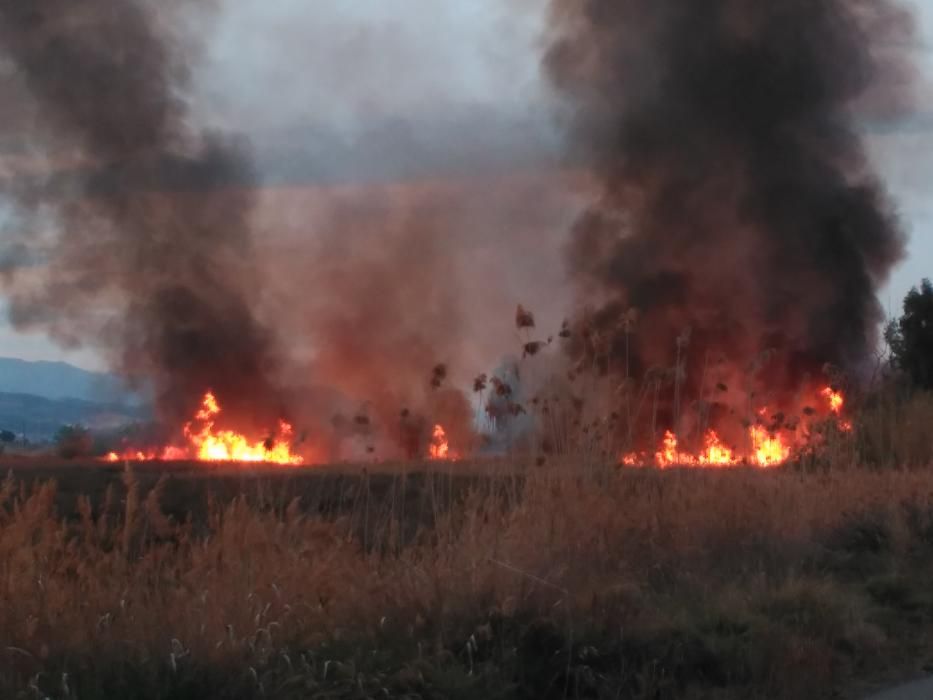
[0,1,574,456]
[545,0,917,400]
[0,1,293,431]
[0,0,926,457]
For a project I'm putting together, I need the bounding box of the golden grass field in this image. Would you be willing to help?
[4,439,933,699]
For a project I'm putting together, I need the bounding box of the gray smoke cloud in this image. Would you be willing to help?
[0,1,574,458]
[545,0,917,403]
[0,1,285,430]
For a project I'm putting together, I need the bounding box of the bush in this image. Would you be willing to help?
[886,279,933,390]
[54,424,92,459]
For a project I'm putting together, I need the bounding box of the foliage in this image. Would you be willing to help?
[886,279,933,390]
[54,423,92,459]
[2,463,933,698]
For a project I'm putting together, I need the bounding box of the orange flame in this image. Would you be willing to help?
[822,386,853,431]
[624,426,788,469]
[636,429,749,468]
[183,392,302,464]
[622,386,851,468]
[104,391,303,465]
[821,387,844,414]
[653,429,738,467]
[429,423,457,460]
[699,430,737,465]
[653,429,680,466]
[749,425,791,466]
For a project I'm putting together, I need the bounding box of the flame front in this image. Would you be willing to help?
[106,391,303,465]
[646,429,739,468]
[183,392,301,464]
[621,386,849,468]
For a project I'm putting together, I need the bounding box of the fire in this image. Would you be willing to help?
[636,428,764,468]
[105,391,303,465]
[821,387,844,414]
[429,423,456,460]
[654,430,680,466]
[621,385,850,468]
[698,430,736,465]
[182,392,301,464]
[653,430,737,467]
[624,425,791,469]
[749,425,791,466]
[820,387,852,430]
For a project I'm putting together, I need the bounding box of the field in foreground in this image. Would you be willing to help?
[3,459,933,699]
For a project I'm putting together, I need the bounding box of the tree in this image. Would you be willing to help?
[0,430,15,444]
[55,424,92,460]
[886,279,933,390]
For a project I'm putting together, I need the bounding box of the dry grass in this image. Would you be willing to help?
[2,454,933,699]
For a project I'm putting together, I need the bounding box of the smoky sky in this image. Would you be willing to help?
[546,0,917,393]
[0,0,928,457]
[0,1,285,428]
[0,0,574,456]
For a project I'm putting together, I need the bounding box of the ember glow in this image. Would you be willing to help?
[621,386,849,469]
[106,391,303,465]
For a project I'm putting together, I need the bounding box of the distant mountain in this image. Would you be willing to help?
[0,391,149,441]
[0,357,135,404]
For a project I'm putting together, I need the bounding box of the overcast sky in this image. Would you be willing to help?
[1,0,932,370]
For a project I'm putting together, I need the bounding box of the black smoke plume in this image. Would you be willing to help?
[0,1,284,428]
[546,0,915,398]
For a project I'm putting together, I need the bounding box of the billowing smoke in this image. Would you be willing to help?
[545,1,916,402]
[273,185,473,458]
[6,0,908,460]
[0,1,284,429]
[255,175,574,459]
[0,1,573,458]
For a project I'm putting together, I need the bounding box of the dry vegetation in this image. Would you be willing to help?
[2,311,932,700]
[3,394,933,700]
